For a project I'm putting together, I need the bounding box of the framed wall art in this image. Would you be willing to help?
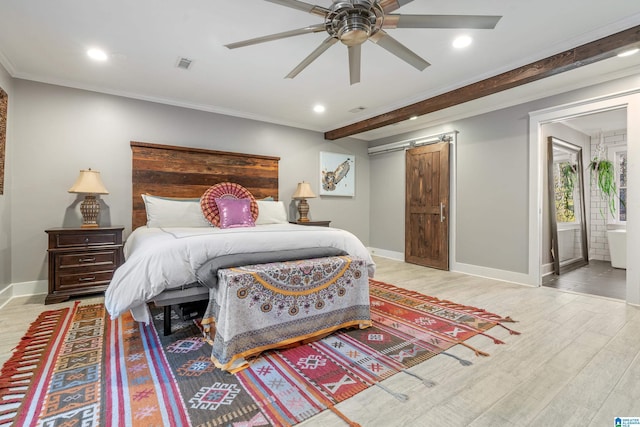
[319,151,355,197]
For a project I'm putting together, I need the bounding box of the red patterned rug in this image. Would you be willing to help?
[0,279,519,426]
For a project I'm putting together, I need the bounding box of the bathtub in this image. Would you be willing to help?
[557,225,582,264]
[607,229,627,269]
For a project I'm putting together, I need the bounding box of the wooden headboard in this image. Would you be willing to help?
[131,141,280,229]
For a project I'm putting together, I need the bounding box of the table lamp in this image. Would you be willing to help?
[68,168,109,228]
[292,181,316,222]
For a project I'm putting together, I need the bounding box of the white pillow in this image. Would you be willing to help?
[255,200,289,225]
[142,194,212,228]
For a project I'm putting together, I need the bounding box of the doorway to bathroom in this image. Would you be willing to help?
[540,108,628,300]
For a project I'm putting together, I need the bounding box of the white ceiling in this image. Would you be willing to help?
[0,0,639,141]
[562,108,627,136]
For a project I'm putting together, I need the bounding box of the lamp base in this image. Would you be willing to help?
[297,198,310,222]
[80,195,100,228]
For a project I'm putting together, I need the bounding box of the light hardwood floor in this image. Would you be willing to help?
[2,256,639,426]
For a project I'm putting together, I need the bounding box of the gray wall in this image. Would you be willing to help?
[368,73,640,277]
[454,109,529,273]
[0,63,12,297]
[10,79,370,286]
[369,108,530,273]
[369,150,406,253]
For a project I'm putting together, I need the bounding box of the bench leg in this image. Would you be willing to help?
[164,305,172,336]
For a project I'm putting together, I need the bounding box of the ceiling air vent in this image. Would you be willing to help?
[176,57,193,70]
[349,106,367,113]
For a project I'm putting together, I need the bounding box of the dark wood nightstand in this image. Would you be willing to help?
[289,220,331,227]
[45,226,124,304]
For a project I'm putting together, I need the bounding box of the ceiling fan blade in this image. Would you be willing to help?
[383,14,502,29]
[286,36,338,79]
[378,0,415,14]
[225,24,326,49]
[348,45,361,85]
[264,0,329,17]
[370,31,430,71]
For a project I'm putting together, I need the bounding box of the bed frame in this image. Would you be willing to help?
[131,141,281,333]
[131,141,280,230]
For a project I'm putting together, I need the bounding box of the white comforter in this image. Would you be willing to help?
[104,224,375,323]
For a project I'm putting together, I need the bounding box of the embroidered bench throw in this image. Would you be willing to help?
[201,256,372,373]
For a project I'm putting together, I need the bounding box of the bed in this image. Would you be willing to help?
[104,141,375,371]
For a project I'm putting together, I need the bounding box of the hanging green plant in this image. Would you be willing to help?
[588,157,622,218]
[557,162,576,221]
[560,163,576,194]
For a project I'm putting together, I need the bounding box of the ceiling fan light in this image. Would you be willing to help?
[340,28,370,46]
[337,15,372,46]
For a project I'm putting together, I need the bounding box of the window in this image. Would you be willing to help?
[608,144,627,223]
[554,161,577,223]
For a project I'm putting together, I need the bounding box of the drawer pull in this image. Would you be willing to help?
[79,277,96,282]
[79,257,96,263]
[84,237,90,243]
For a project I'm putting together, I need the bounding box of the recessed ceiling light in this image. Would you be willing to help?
[617,48,639,57]
[452,35,472,49]
[313,104,326,113]
[87,48,108,61]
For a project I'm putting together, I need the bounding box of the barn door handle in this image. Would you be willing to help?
[440,203,446,222]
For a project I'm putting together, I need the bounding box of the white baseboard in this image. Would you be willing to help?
[450,261,537,287]
[0,280,48,310]
[0,285,11,310]
[12,280,48,296]
[368,247,404,261]
[368,250,538,286]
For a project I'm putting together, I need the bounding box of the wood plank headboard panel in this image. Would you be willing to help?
[131,141,280,229]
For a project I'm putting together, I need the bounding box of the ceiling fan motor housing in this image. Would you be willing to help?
[327,0,384,46]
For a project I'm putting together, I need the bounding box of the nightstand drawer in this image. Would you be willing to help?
[57,250,118,269]
[55,231,119,248]
[57,270,115,291]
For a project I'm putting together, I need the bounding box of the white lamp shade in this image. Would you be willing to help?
[292,181,316,199]
[68,169,109,195]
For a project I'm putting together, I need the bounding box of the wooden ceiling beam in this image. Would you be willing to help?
[324,25,640,140]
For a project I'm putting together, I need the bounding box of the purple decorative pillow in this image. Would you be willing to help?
[215,198,256,229]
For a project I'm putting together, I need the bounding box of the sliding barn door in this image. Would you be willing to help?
[405,142,450,270]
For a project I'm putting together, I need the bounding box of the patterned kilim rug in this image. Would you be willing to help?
[0,279,519,426]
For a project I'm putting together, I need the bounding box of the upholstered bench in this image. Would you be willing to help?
[152,284,209,335]
[201,255,371,372]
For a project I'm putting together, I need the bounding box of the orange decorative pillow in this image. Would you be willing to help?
[200,182,258,226]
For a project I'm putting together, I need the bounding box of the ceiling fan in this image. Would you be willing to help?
[225,0,502,85]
